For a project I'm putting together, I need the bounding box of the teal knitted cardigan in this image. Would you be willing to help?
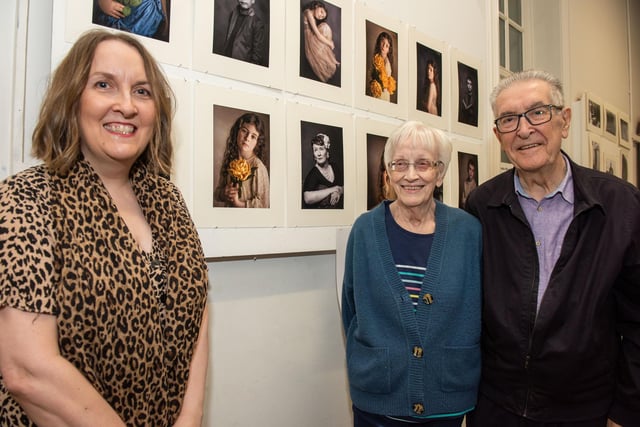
[341,200,482,418]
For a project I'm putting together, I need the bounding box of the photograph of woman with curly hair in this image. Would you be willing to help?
[366,24,397,103]
[214,108,270,208]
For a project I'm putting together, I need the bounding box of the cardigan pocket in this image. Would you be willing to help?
[347,339,391,394]
[439,344,481,392]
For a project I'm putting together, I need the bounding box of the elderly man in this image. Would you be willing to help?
[465,70,640,427]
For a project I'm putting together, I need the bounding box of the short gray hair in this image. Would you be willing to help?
[384,121,452,179]
[490,70,564,116]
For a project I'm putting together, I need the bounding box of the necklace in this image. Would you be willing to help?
[316,163,334,182]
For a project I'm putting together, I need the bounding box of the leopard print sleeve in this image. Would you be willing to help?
[0,166,59,314]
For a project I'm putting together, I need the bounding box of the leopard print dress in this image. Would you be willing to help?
[0,159,209,426]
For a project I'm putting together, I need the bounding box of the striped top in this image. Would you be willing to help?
[385,204,434,309]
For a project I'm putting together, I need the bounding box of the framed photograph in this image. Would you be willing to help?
[286,103,355,226]
[588,132,602,171]
[620,147,630,182]
[354,118,398,215]
[618,112,631,149]
[603,104,618,142]
[354,3,408,119]
[600,139,620,177]
[451,49,484,138]
[408,27,449,131]
[285,0,353,105]
[451,138,484,209]
[192,83,286,228]
[168,78,194,205]
[193,0,286,89]
[65,1,192,66]
[584,92,603,135]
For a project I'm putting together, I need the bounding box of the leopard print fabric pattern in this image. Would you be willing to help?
[0,160,209,426]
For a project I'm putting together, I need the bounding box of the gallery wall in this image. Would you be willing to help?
[1,1,638,426]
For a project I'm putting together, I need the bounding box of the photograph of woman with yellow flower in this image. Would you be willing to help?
[214,109,271,208]
[366,25,397,103]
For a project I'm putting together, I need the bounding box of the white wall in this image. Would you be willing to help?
[204,253,350,426]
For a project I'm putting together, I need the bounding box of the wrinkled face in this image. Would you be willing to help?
[313,6,327,20]
[236,122,259,159]
[312,143,328,165]
[379,38,390,58]
[78,39,155,171]
[388,138,443,210]
[493,79,571,175]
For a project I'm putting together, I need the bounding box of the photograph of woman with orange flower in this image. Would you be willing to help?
[214,109,270,208]
[366,26,397,103]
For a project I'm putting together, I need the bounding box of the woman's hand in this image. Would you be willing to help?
[329,186,343,206]
[224,183,245,208]
[98,0,125,19]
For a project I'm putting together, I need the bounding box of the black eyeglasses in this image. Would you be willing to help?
[494,104,563,133]
[388,159,443,172]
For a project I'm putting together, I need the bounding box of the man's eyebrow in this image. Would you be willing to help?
[497,101,548,116]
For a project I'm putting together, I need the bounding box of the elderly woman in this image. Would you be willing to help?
[341,120,481,427]
[0,29,208,426]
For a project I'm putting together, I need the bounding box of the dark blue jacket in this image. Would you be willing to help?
[342,200,482,417]
[465,154,640,424]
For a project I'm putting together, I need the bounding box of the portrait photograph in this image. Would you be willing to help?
[300,120,345,210]
[66,0,192,66]
[92,0,171,42]
[212,105,271,209]
[285,0,352,105]
[621,149,629,182]
[604,105,618,142]
[619,112,631,149]
[364,20,399,104]
[451,49,483,138]
[457,151,478,209]
[192,84,285,228]
[415,43,442,117]
[355,118,395,215]
[365,133,390,211]
[212,0,270,67]
[457,61,478,127]
[599,139,620,177]
[589,133,601,171]
[585,92,603,134]
[354,3,407,119]
[299,0,342,87]
[286,104,355,226]
[408,29,448,129]
[193,0,285,88]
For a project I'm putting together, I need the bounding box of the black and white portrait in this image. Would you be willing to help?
[457,61,478,127]
[212,0,270,67]
[300,121,344,209]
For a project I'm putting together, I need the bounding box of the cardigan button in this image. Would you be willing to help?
[413,403,425,414]
[422,293,434,304]
[412,346,423,358]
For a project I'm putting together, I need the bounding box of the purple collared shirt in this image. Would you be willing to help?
[514,156,574,311]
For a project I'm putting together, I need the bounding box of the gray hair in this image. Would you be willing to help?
[490,70,564,116]
[384,120,452,179]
